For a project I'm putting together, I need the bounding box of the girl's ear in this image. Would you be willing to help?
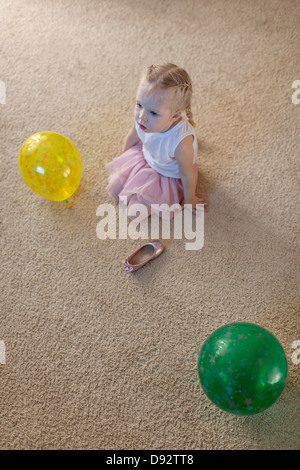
[172,110,182,120]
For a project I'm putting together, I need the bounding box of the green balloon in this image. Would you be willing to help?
[198,322,288,415]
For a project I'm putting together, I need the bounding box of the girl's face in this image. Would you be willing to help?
[135,81,181,133]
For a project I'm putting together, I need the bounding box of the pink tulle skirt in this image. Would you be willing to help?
[106,142,198,219]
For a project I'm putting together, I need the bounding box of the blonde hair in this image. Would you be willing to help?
[141,63,196,127]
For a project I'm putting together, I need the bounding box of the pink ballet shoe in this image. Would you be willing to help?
[122,240,164,273]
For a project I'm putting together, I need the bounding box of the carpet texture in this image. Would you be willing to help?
[0,0,299,450]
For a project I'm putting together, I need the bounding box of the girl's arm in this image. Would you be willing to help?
[122,124,140,152]
[175,135,209,212]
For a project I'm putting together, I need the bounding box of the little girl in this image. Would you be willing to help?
[106,63,209,218]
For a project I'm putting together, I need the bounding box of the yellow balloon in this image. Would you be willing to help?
[18,131,83,201]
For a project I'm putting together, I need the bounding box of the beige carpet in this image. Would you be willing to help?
[1,0,299,450]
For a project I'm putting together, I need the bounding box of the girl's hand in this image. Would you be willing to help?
[184,196,210,216]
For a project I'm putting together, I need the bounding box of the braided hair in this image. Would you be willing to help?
[142,63,196,127]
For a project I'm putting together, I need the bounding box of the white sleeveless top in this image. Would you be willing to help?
[135,118,197,178]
